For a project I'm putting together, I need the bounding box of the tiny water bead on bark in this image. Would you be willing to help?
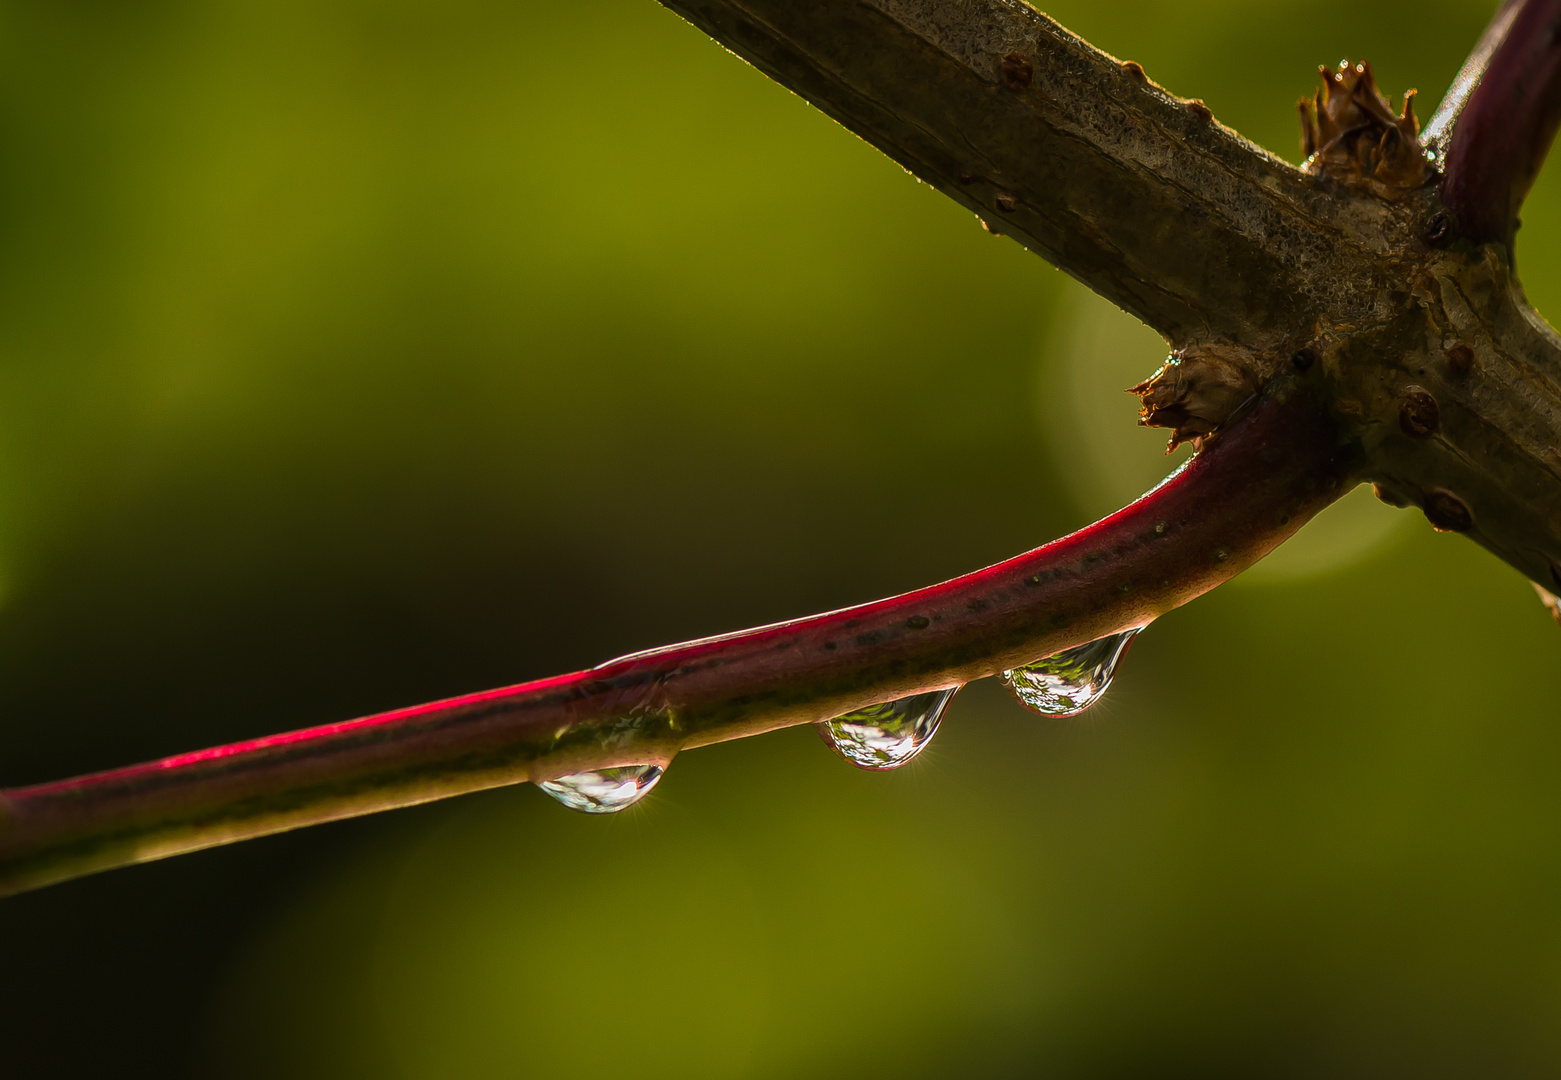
[1001,629,1142,718]
[816,688,960,770]
[1399,387,1441,437]
[539,765,665,814]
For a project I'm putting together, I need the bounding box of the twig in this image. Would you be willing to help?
[0,382,1354,896]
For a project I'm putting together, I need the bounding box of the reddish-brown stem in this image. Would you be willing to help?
[1427,0,1561,248]
[0,380,1357,897]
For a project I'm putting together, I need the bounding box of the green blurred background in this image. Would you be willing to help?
[1,0,1558,1076]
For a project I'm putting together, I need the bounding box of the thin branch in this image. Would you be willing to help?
[0,382,1356,896]
[1426,0,1561,248]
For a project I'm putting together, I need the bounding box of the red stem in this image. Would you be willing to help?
[0,381,1357,896]
[1428,0,1561,248]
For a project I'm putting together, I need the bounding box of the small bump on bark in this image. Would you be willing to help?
[1445,342,1473,374]
[1001,52,1033,91]
[1423,488,1473,532]
[1398,387,1440,437]
[994,191,1018,213]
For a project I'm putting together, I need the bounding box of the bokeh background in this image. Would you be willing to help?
[1,0,1558,1076]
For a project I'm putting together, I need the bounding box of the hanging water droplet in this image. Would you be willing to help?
[1001,628,1141,717]
[539,764,663,814]
[816,687,959,771]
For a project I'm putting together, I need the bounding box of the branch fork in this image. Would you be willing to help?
[3,0,1560,897]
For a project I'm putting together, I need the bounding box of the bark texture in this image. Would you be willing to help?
[664,0,1561,588]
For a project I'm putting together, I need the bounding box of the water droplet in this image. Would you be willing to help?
[1001,628,1141,717]
[816,687,960,771]
[539,765,663,814]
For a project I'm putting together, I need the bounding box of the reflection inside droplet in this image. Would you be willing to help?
[1001,628,1140,717]
[816,687,959,770]
[539,764,664,813]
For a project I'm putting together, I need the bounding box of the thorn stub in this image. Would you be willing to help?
[1299,61,1429,195]
[1422,488,1473,532]
[1121,60,1147,83]
[956,170,975,185]
[1185,99,1213,122]
[1129,344,1261,450]
[994,192,1018,213]
[1398,387,1440,437]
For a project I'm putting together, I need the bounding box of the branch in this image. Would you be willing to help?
[663,0,1415,354]
[1426,0,1561,249]
[0,382,1356,896]
[6,0,1561,898]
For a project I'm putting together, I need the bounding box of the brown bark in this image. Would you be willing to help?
[663,0,1561,589]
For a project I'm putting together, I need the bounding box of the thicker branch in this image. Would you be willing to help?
[663,0,1416,353]
[0,383,1356,896]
